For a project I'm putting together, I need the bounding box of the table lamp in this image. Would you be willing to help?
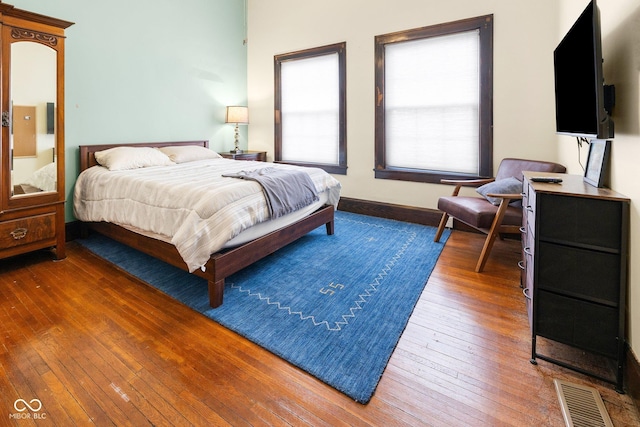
[225,106,249,153]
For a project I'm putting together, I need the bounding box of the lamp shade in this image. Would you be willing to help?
[225,106,249,124]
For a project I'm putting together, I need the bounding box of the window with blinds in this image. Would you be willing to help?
[275,43,347,175]
[374,15,494,183]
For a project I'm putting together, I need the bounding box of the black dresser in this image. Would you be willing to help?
[521,172,629,392]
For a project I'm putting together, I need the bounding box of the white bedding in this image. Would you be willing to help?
[73,158,341,272]
[19,162,57,192]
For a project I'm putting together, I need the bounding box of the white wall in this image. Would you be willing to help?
[557,0,640,361]
[247,0,560,209]
[248,0,640,363]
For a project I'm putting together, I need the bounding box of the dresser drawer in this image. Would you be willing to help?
[0,213,56,249]
[524,184,536,234]
[523,222,535,259]
[537,241,620,305]
[536,290,618,357]
[538,194,623,250]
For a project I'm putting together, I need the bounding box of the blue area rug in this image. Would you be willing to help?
[77,211,449,403]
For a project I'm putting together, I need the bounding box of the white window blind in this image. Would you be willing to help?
[280,53,340,165]
[385,30,480,174]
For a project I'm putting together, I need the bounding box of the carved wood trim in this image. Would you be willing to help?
[10,27,58,47]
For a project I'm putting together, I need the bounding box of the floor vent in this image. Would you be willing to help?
[554,379,613,427]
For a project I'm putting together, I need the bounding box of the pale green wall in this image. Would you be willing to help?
[9,0,248,220]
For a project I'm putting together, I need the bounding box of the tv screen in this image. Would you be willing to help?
[554,0,613,139]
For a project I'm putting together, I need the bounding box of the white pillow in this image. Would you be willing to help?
[158,145,221,163]
[476,176,523,205]
[21,162,57,191]
[94,147,174,171]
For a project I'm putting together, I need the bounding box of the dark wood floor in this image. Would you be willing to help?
[1,230,639,426]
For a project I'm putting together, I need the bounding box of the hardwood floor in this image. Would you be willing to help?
[1,230,639,426]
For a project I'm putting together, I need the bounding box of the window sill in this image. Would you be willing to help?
[275,161,347,175]
[374,167,484,184]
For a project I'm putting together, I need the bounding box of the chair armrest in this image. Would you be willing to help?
[485,192,523,201]
[486,193,523,209]
[440,177,495,197]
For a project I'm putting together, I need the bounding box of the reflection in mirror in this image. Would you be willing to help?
[10,41,57,197]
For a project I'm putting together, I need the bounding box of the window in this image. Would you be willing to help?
[275,43,347,175]
[374,15,493,183]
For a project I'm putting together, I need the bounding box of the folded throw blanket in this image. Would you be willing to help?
[223,167,319,218]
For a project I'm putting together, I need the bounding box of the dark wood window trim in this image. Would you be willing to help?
[274,42,347,175]
[374,15,494,183]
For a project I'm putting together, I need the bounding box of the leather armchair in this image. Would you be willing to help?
[434,158,566,272]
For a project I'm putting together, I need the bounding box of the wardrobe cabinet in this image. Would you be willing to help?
[521,172,629,392]
[0,2,72,260]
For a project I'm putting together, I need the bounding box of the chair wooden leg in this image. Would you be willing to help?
[434,212,449,242]
[475,199,511,273]
[476,231,500,272]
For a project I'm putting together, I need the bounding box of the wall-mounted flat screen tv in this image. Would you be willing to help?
[554,0,614,139]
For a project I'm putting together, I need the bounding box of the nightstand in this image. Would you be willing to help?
[220,151,267,162]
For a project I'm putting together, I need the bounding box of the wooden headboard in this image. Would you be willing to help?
[78,140,209,172]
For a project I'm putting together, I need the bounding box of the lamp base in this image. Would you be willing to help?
[231,123,244,154]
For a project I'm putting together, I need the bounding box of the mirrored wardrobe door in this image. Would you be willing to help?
[9,39,58,198]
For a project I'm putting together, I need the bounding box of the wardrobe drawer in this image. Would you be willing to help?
[0,213,56,249]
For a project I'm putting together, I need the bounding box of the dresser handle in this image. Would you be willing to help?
[519,226,526,233]
[523,288,531,300]
[10,228,28,240]
[523,246,532,256]
[518,260,525,270]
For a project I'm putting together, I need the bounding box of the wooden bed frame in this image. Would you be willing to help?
[78,140,335,308]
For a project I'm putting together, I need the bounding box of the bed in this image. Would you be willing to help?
[14,162,57,194]
[74,140,341,308]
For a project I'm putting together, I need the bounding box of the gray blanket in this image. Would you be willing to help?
[223,167,319,218]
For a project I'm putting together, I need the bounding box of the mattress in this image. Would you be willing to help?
[74,158,341,272]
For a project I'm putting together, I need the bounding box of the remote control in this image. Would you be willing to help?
[530,177,563,183]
